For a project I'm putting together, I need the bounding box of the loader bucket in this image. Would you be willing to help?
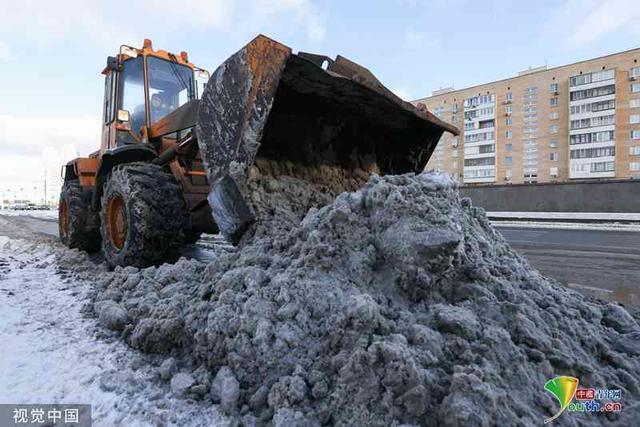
[196,34,459,243]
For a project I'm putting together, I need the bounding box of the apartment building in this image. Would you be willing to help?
[414,48,640,185]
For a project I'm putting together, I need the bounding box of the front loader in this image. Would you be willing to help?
[59,35,459,268]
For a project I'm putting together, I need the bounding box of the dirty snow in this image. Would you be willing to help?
[0,220,229,427]
[89,172,640,426]
[2,172,640,426]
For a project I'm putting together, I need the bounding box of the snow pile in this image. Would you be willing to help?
[94,172,640,426]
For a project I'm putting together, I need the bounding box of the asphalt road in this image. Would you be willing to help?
[497,226,640,306]
[2,213,639,306]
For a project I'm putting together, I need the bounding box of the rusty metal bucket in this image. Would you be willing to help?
[196,34,459,242]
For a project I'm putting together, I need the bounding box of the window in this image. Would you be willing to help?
[505,117,512,125]
[451,115,457,123]
[464,94,495,108]
[631,83,640,93]
[570,147,615,159]
[117,56,146,138]
[506,92,513,101]
[464,169,495,179]
[451,150,458,157]
[631,114,640,124]
[570,130,615,145]
[549,111,559,120]
[629,146,640,155]
[452,160,458,169]
[504,156,513,166]
[570,114,615,130]
[103,72,116,124]
[549,125,558,133]
[505,105,512,114]
[550,167,558,177]
[589,99,616,112]
[451,138,459,148]
[464,157,495,167]
[479,107,494,116]
[570,69,615,87]
[631,99,640,108]
[631,162,640,171]
[505,143,513,151]
[549,83,558,92]
[147,56,196,124]
[549,97,559,106]
[632,130,640,140]
[549,152,558,161]
[592,69,615,82]
[590,161,615,173]
[570,84,615,101]
[478,119,495,129]
[464,131,495,143]
[479,144,495,154]
[549,140,558,148]
[631,67,640,78]
[505,130,513,138]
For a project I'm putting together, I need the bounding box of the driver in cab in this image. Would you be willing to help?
[150,93,173,123]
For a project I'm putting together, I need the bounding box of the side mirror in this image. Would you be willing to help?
[116,110,131,131]
[117,110,130,122]
[107,56,120,72]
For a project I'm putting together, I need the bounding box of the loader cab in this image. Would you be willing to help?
[101,39,207,150]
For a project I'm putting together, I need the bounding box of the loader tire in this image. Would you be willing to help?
[59,180,101,253]
[100,162,188,268]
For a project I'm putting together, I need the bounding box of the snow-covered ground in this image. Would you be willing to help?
[0,209,58,221]
[0,220,228,426]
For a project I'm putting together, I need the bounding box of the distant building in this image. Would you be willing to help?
[414,48,640,185]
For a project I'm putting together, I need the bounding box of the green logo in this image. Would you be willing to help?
[544,376,579,423]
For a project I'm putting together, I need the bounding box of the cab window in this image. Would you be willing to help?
[103,72,116,124]
[147,56,195,124]
[117,56,146,136]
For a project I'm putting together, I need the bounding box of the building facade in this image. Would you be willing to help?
[414,49,640,185]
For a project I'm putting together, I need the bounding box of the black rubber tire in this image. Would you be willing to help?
[59,180,101,253]
[100,162,188,268]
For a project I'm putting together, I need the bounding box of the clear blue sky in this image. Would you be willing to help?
[1,0,639,189]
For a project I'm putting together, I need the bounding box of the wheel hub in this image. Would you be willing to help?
[107,195,127,250]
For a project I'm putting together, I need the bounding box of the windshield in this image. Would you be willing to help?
[147,56,195,124]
